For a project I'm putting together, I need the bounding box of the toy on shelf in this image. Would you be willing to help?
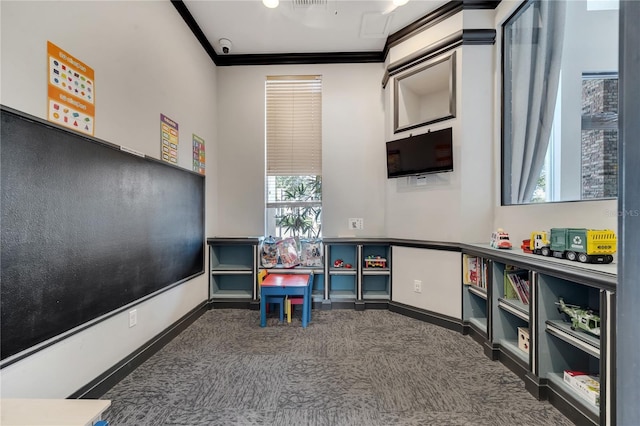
[521,239,533,253]
[521,228,616,264]
[490,229,512,249]
[276,237,299,268]
[364,255,387,268]
[260,236,278,268]
[556,297,600,337]
[300,238,323,267]
[332,259,352,268]
[518,327,530,353]
[564,370,600,407]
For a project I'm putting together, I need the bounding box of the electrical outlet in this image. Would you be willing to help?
[129,309,137,328]
[348,218,364,230]
[414,280,422,293]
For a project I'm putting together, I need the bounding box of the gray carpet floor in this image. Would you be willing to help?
[102,309,574,425]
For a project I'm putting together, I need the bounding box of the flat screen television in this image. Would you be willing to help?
[386,127,453,178]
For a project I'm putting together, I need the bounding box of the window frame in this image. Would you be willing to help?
[264,76,323,239]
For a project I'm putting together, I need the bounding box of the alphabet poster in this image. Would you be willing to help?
[47,41,95,136]
[192,134,205,175]
[160,114,179,164]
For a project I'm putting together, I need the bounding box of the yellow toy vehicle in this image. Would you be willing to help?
[521,228,616,264]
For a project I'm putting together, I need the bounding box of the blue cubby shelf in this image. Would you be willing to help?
[329,245,357,267]
[329,274,356,299]
[362,274,390,300]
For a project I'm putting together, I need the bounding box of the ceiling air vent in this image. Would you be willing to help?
[293,0,327,7]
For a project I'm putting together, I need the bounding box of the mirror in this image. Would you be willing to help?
[394,52,456,134]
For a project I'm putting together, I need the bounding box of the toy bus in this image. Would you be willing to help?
[521,228,616,264]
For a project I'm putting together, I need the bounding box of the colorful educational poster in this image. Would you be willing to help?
[47,41,95,136]
[192,134,205,174]
[160,114,179,164]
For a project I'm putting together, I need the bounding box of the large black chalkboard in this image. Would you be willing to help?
[1,106,205,362]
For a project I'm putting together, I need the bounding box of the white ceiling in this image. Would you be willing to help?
[182,0,449,56]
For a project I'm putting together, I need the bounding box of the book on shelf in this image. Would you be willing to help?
[463,255,479,286]
[504,269,529,304]
[514,273,529,304]
[504,272,518,300]
[469,256,479,285]
[563,370,600,407]
[463,255,489,289]
[481,258,489,289]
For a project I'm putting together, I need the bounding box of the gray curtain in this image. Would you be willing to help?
[508,0,566,204]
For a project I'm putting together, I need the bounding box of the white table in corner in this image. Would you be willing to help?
[0,399,111,426]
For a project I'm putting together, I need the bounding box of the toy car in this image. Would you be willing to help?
[333,259,344,268]
[490,229,512,249]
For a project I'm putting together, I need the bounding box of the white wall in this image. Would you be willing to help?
[492,0,617,240]
[382,9,494,320]
[384,50,462,242]
[215,63,387,238]
[392,247,461,319]
[457,44,495,243]
[384,10,495,243]
[0,0,216,397]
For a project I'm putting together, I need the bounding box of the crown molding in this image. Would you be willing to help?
[172,0,500,67]
[381,29,496,88]
[382,0,464,61]
[214,51,383,67]
[171,0,220,65]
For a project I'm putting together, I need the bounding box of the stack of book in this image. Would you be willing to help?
[563,370,600,407]
[463,255,488,289]
[504,269,530,304]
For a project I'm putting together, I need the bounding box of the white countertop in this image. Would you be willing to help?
[0,399,111,426]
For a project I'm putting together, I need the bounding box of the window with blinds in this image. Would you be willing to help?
[265,75,322,239]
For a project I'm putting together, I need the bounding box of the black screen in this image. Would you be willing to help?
[386,127,453,178]
[1,106,205,361]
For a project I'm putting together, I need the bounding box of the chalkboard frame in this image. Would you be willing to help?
[0,105,205,367]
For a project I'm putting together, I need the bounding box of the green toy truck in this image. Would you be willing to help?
[522,228,616,264]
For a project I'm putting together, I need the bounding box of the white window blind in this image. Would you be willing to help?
[265,75,322,176]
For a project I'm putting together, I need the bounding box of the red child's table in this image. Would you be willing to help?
[260,273,312,327]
